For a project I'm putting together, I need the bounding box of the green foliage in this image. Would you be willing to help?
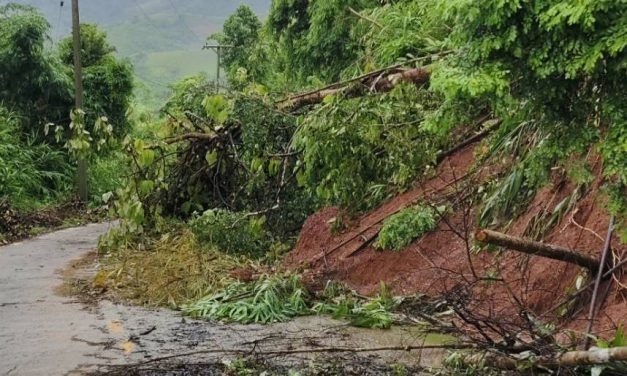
[58,24,134,139]
[183,275,399,329]
[429,0,627,231]
[268,0,380,83]
[312,282,399,329]
[348,0,450,73]
[121,77,316,245]
[597,325,626,349]
[0,109,72,210]
[210,5,263,84]
[0,3,73,137]
[375,205,438,251]
[51,109,115,161]
[190,209,272,257]
[88,151,129,206]
[295,84,443,211]
[592,326,627,376]
[182,274,310,324]
[58,24,115,67]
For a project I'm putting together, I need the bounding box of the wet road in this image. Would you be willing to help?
[0,224,444,375]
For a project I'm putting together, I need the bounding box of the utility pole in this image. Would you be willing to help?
[203,43,233,85]
[72,0,88,201]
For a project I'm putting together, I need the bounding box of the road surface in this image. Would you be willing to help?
[0,224,443,375]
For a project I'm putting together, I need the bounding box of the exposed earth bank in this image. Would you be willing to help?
[287,143,626,338]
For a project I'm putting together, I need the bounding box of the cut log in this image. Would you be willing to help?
[475,229,599,272]
[278,67,431,111]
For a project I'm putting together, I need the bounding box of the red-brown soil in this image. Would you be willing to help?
[286,143,626,339]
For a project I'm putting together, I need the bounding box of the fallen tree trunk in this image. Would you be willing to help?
[278,67,431,111]
[466,346,627,370]
[475,229,599,272]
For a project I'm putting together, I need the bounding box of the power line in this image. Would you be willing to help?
[165,0,204,45]
[130,0,163,34]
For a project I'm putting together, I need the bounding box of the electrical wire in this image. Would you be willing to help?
[130,0,163,34]
[165,0,205,45]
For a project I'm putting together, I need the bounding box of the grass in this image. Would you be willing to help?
[97,229,252,308]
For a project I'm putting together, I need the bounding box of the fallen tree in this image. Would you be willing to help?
[278,66,431,111]
[475,229,600,272]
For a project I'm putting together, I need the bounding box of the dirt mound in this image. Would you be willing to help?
[287,144,626,339]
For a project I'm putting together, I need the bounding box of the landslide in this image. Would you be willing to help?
[286,140,626,338]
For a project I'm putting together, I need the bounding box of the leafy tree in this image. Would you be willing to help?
[267,0,380,83]
[0,3,73,138]
[210,5,263,83]
[58,24,134,138]
[58,24,116,67]
[429,0,627,230]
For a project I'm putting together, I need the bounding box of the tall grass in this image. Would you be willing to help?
[0,111,73,210]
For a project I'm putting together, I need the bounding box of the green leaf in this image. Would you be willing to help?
[202,95,231,125]
[138,149,155,167]
[139,180,155,195]
[205,150,218,166]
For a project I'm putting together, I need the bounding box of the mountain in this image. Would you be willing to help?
[4,0,272,107]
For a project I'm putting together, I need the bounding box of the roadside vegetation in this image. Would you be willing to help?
[0,3,134,242]
[1,0,626,374]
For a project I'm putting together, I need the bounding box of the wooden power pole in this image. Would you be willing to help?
[203,43,233,85]
[71,0,88,201]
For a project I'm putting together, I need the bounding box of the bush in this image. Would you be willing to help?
[375,205,438,251]
[0,109,73,210]
[190,209,272,257]
[88,152,129,206]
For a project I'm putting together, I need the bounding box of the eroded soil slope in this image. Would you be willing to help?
[287,143,626,338]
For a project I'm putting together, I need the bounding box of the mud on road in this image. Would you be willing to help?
[0,224,446,375]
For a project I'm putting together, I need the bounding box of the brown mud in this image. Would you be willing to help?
[287,143,626,340]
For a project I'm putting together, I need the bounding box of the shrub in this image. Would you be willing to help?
[375,205,438,251]
[88,151,129,206]
[190,209,272,257]
[0,109,73,210]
